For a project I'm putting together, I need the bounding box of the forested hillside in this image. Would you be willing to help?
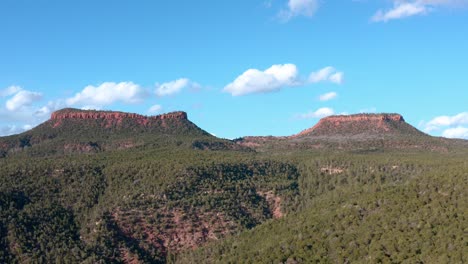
[0,109,466,263]
[176,153,467,263]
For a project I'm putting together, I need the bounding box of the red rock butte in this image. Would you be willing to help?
[50,108,188,121]
[294,113,407,137]
[317,114,405,124]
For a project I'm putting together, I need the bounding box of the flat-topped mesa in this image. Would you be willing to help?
[322,113,404,123]
[157,111,187,120]
[50,108,187,121]
[294,113,408,138]
[51,110,144,120]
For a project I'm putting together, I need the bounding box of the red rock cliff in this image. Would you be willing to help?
[50,108,188,128]
[320,114,404,123]
[294,113,405,137]
[51,109,187,121]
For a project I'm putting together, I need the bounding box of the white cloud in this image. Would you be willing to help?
[66,82,146,108]
[0,86,22,97]
[223,64,299,96]
[425,112,468,131]
[309,67,344,84]
[423,112,468,139]
[34,100,65,118]
[155,78,194,97]
[148,104,163,114]
[6,90,42,111]
[319,92,337,101]
[296,107,335,119]
[279,0,319,20]
[0,94,64,136]
[23,124,33,131]
[0,124,33,136]
[372,2,427,22]
[442,126,468,139]
[224,64,344,96]
[0,125,24,136]
[329,72,344,84]
[372,0,468,22]
[35,106,50,117]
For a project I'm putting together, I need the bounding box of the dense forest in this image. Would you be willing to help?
[0,110,466,263]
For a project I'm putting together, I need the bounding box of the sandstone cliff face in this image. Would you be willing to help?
[319,114,404,123]
[294,114,408,138]
[50,109,187,128]
[51,109,187,121]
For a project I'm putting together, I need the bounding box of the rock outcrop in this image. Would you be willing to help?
[51,108,187,121]
[50,108,188,128]
[293,113,417,138]
[319,114,404,123]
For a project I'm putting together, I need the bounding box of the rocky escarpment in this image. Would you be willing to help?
[50,108,188,128]
[323,114,404,123]
[293,113,423,138]
[51,108,187,121]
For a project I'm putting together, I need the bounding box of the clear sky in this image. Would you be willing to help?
[1,0,467,139]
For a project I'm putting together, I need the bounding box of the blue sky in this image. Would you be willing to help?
[1,0,467,139]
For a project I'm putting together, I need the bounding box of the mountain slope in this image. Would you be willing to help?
[0,108,245,157]
[177,154,468,263]
[236,113,466,152]
[0,109,467,263]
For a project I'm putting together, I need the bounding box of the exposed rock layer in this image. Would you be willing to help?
[294,114,407,137]
[320,114,404,123]
[51,108,187,121]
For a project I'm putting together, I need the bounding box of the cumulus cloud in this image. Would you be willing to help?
[0,86,22,97]
[425,112,468,131]
[296,107,335,119]
[423,112,468,139]
[442,127,468,139]
[0,124,33,136]
[6,90,43,111]
[329,72,344,84]
[319,92,337,101]
[155,78,197,97]
[0,125,24,136]
[0,87,64,136]
[35,106,50,117]
[34,100,65,118]
[372,0,468,22]
[148,104,163,114]
[66,82,146,108]
[223,64,299,96]
[224,64,344,96]
[309,67,344,84]
[372,2,427,22]
[279,0,319,20]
